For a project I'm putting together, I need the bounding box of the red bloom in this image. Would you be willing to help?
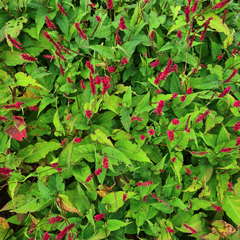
[101,75,111,95]
[44,55,56,60]
[183,223,197,234]
[85,174,93,182]
[95,168,102,176]
[149,30,155,40]
[156,100,165,116]
[119,103,122,106]
[95,75,101,84]
[107,66,116,73]
[80,80,86,90]
[94,213,104,221]
[43,232,50,240]
[186,87,193,94]
[119,57,128,67]
[223,69,238,84]
[143,195,148,202]
[0,167,12,176]
[56,223,75,240]
[167,130,174,142]
[116,34,121,45]
[57,3,67,16]
[48,216,63,224]
[200,17,213,41]
[184,6,190,23]
[21,53,36,62]
[220,147,233,153]
[86,61,95,74]
[191,0,199,13]
[140,135,145,140]
[195,110,211,122]
[156,89,163,94]
[45,16,56,30]
[167,227,175,233]
[186,128,191,133]
[3,100,24,110]
[0,116,7,121]
[13,116,24,123]
[96,16,102,23]
[218,86,231,98]
[180,95,186,102]
[7,34,24,51]
[148,129,155,136]
[74,22,87,40]
[212,0,231,9]
[234,121,240,131]
[107,0,113,9]
[85,110,92,119]
[151,59,160,67]
[177,30,182,39]
[119,17,126,30]
[123,193,127,202]
[211,204,222,212]
[91,3,95,8]
[228,182,232,188]
[61,138,67,146]
[176,184,180,190]
[222,9,228,24]
[234,100,240,108]
[74,138,81,143]
[143,53,147,57]
[137,180,153,187]
[103,157,109,169]
[67,77,74,83]
[171,157,176,163]
[159,169,163,172]
[89,74,96,95]
[59,64,64,76]
[185,167,192,175]
[172,119,180,125]
[236,136,240,146]
[171,92,178,99]
[193,177,197,180]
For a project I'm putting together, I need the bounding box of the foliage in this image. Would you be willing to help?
[0,0,240,239]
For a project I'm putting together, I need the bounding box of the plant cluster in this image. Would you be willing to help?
[0,0,240,239]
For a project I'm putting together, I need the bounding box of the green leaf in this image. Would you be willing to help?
[133,92,152,115]
[151,202,173,214]
[167,15,185,35]
[35,8,49,39]
[170,6,181,21]
[38,181,54,200]
[90,129,114,147]
[58,141,73,167]
[102,146,132,166]
[17,141,61,163]
[56,15,69,35]
[107,219,130,231]
[53,108,65,137]
[149,12,166,29]
[115,139,151,162]
[88,45,115,60]
[123,86,132,108]
[0,51,25,66]
[121,40,142,59]
[217,125,231,145]
[38,96,57,116]
[222,192,240,225]
[102,191,135,212]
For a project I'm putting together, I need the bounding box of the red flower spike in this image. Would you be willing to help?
[191,0,199,13]
[57,3,67,16]
[91,3,95,8]
[185,168,192,175]
[107,0,113,9]
[0,116,8,121]
[5,119,27,142]
[149,30,155,40]
[74,138,81,143]
[176,184,180,190]
[186,87,193,94]
[7,34,24,51]
[167,227,175,233]
[94,213,104,221]
[119,17,127,30]
[56,223,75,240]
[228,182,232,188]
[234,100,240,108]
[101,75,111,95]
[234,121,240,131]
[186,128,191,133]
[140,135,145,140]
[195,110,211,122]
[85,110,92,119]
[59,64,64,76]
[223,69,238,84]
[143,195,148,202]
[86,61,95,74]
[48,216,63,224]
[85,174,93,183]
[123,193,127,202]
[172,119,180,125]
[171,157,176,163]
[184,6,190,23]
[212,0,231,9]
[151,59,160,67]
[218,86,231,98]
[236,136,240,146]
[180,95,186,102]
[61,138,67,146]
[95,168,102,176]
[21,53,36,62]
[193,177,197,180]
[119,57,128,67]
[89,74,96,95]
[103,157,109,169]
[159,169,162,172]
[200,17,213,41]
[220,147,233,153]
[107,66,116,73]
[96,16,102,23]
[211,204,222,212]
[116,34,121,45]
[0,167,12,176]
[67,77,74,83]
[148,129,155,136]
[80,80,86,90]
[167,130,174,142]
[45,16,57,30]
[156,100,165,116]
[177,30,182,39]
[74,23,87,40]
[171,92,178,99]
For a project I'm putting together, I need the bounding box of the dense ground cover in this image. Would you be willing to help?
[0,0,240,239]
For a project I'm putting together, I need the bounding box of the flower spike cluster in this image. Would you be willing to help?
[7,34,24,51]
[212,0,231,9]
[156,100,165,116]
[74,22,87,40]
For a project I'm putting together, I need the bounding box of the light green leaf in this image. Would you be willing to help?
[90,129,114,148]
[170,6,181,21]
[58,141,73,167]
[35,8,49,39]
[53,109,65,137]
[38,181,54,200]
[56,15,69,35]
[107,220,130,231]
[88,45,115,60]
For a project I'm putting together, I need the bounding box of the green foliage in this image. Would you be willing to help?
[0,0,240,239]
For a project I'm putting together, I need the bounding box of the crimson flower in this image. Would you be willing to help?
[0,167,12,176]
[143,195,148,202]
[220,147,233,153]
[123,193,127,202]
[211,204,222,212]
[48,216,63,224]
[85,110,92,119]
[94,213,104,221]
[171,92,178,99]
[85,174,93,182]
[148,129,155,136]
[233,100,240,107]
[7,34,24,51]
[186,87,193,94]
[151,59,160,67]
[91,3,95,8]
[80,80,86,90]
[167,130,174,142]
[236,136,240,146]
[234,121,240,131]
[172,119,180,125]
[43,232,50,240]
[193,177,197,180]
[95,168,102,176]
[0,116,7,121]
[212,0,231,9]
[176,184,180,190]
[45,16,56,29]
[119,17,126,30]
[59,64,64,76]
[180,95,186,102]
[184,6,190,23]
[21,53,36,62]
[103,157,109,169]
[159,169,163,172]
[74,138,81,143]
[107,0,113,10]
[171,157,176,163]
[140,135,145,140]
[228,182,232,188]
[57,3,67,15]
[218,86,231,98]
[167,227,175,233]
[96,16,102,23]
[60,138,67,146]
[191,0,199,13]
[177,30,182,38]
[185,168,191,175]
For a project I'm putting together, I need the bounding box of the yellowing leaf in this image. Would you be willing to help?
[97,183,116,197]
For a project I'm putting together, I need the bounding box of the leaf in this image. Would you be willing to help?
[102,146,132,166]
[17,141,60,163]
[56,15,69,35]
[217,125,231,145]
[58,141,73,167]
[224,29,235,49]
[121,40,142,59]
[53,108,65,137]
[168,15,185,35]
[211,220,236,238]
[5,121,27,142]
[56,194,83,216]
[88,45,116,60]
[90,129,114,147]
[123,86,132,108]
[196,12,230,35]
[38,181,54,200]
[222,192,240,225]
[107,219,130,231]
[15,72,48,91]
[35,7,49,39]
[101,191,135,212]
[133,92,152,115]
[216,172,229,204]
[115,139,151,162]
[151,202,173,214]
[149,12,166,29]
[0,51,25,66]
[170,6,181,21]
